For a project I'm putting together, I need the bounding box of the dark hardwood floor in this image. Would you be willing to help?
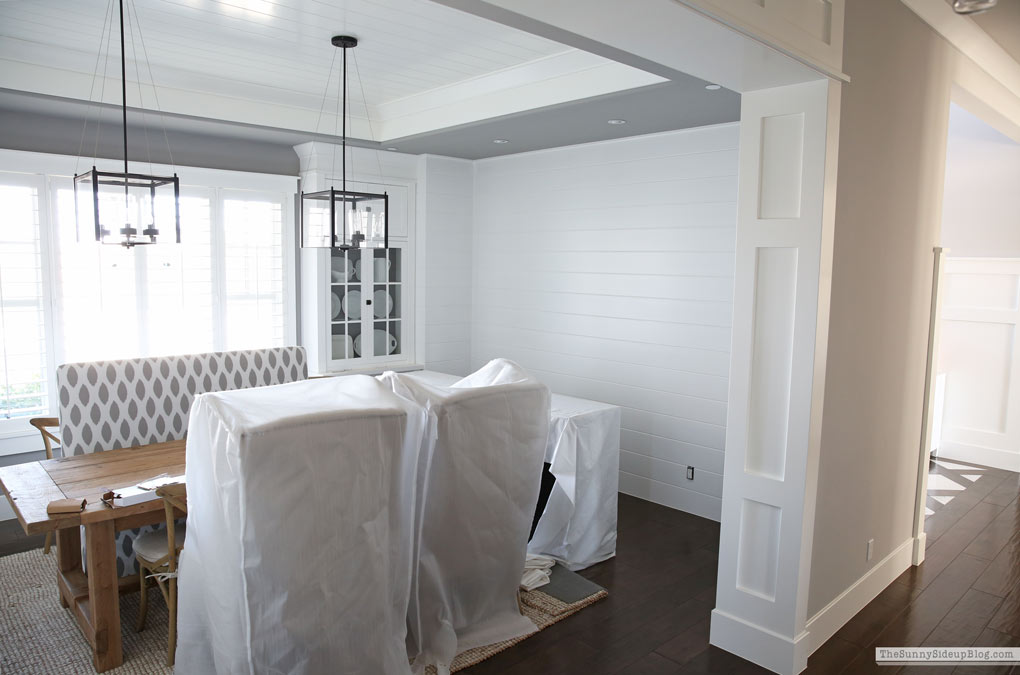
[1,456,1019,674]
[809,457,1020,675]
[464,457,1020,675]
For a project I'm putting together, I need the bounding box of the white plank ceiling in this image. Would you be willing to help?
[0,0,665,141]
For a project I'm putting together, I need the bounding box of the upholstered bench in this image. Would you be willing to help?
[56,347,308,577]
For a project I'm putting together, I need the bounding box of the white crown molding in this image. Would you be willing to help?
[900,0,1020,102]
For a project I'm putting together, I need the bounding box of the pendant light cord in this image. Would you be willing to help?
[119,0,129,214]
[129,0,175,172]
[350,50,384,183]
[75,0,114,176]
[342,44,348,198]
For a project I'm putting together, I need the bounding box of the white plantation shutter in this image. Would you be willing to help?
[221,190,286,351]
[53,185,288,362]
[0,174,49,420]
[53,187,217,362]
[0,152,295,427]
[142,190,216,357]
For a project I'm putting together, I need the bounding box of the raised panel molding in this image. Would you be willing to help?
[737,499,782,600]
[937,257,1020,472]
[746,247,798,479]
[759,114,805,219]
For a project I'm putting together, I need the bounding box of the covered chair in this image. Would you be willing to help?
[380,359,551,674]
[175,375,427,675]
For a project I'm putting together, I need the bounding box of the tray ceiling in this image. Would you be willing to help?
[0,0,671,142]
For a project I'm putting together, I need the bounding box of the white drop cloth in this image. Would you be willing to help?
[174,375,426,675]
[406,370,621,572]
[379,360,550,674]
[528,394,621,571]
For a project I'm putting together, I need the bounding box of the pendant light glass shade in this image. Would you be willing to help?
[300,35,388,250]
[73,168,180,247]
[74,0,181,248]
[301,188,388,249]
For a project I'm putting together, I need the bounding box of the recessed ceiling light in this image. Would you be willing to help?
[493,139,509,144]
[386,147,398,151]
[705,84,722,91]
[607,119,627,125]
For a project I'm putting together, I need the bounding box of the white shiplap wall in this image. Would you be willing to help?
[422,155,474,376]
[471,124,739,520]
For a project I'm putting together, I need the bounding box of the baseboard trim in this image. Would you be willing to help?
[937,442,1020,473]
[710,608,809,675]
[912,533,926,565]
[804,538,914,656]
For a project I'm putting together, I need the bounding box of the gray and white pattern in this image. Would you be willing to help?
[57,347,307,456]
[56,347,307,577]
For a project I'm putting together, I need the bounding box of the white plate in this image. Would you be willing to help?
[330,292,341,320]
[373,289,393,319]
[341,290,361,320]
[353,329,397,356]
[330,257,354,283]
[331,334,353,359]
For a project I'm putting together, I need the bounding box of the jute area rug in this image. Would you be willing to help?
[0,550,606,674]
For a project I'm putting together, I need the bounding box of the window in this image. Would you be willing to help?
[54,185,218,362]
[0,174,48,420]
[0,152,296,425]
[221,191,286,350]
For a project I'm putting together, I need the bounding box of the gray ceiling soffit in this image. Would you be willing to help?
[386,81,740,160]
[0,79,739,162]
[0,88,383,151]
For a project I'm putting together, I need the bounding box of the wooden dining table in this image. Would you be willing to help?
[0,439,185,672]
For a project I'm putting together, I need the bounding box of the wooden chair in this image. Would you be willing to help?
[134,483,187,667]
[28,417,60,554]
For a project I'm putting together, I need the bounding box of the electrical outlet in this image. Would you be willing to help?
[867,538,874,562]
[686,466,695,480]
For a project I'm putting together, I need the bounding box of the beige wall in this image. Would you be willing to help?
[808,0,967,616]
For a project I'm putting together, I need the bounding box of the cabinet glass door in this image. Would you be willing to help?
[329,248,361,362]
[328,246,403,364]
[370,248,402,360]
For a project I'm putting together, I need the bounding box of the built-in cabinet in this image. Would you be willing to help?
[326,245,406,365]
[297,140,417,374]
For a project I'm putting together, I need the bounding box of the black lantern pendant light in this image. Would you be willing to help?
[301,36,389,250]
[74,0,180,248]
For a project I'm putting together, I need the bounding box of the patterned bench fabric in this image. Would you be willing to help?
[56,347,307,576]
[57,347,308,456]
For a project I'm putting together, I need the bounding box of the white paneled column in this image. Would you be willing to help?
[710,79,840,675]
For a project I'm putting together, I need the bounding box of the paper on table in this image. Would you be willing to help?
[103,474,185,507]
[137,474,186,491]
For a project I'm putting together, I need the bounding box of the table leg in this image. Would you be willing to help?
[85,521,123,672]
[55,527,81,609]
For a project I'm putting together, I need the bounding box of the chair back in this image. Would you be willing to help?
[156,483,188,571]
[56,347,307,455]
[29,417,60,459]
[380,359,550,669]
[175,376,426,675]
